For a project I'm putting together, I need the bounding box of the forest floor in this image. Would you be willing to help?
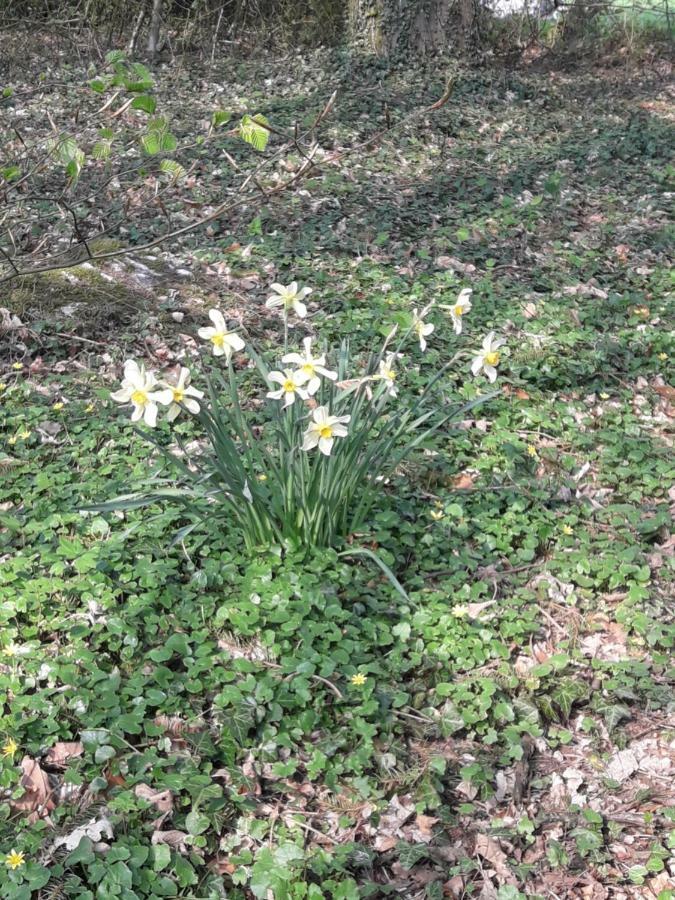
[1,38,674,900]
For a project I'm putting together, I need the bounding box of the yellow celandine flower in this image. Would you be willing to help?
[562,524,574,536]
[350,673,367,686]
[3,644,17,657]
[0,383,6,391]
[85,403,95,413]
[8,436,17,446]
[5,849,25,870]
[19,430,31,440]
[52,402,64,411]
[527,445,538,458]
[2,738,18,758]
[599,392,610,400]
[12,362,23,370]
[633,306,649,317]
[265,282,312,319]
[430,509,444,520]
[658,352,667,361]
[452,605,469,618]
[412,307,435,352]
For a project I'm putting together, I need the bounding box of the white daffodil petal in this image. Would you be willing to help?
[143,403,159,427]
[293,300,307,318]
[302,431,320,451]
[227,333,245,351]
[318,436,334,456]
[111,387,133,402]
[183,398,201,414]
[209,309,226,332]
[282,352,305,366]
[198,326,216,340]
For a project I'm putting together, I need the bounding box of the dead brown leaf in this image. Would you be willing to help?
[452,472,475,490]
[43,741,84,768]
[408,814,438,843]
[151,830,190,854]
[12,757,56,822]
[153,715,205,735]
[134,783,174,826]
[474,834,518,886]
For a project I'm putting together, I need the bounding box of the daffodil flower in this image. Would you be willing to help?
[377,352,399,397]
[5,850,25,870]
[301,406,350,456]
[266,282,312,319]
[443,288,472,335]
[412,308,435,351]
[162,367,204,422]
[198,309,245,360]
[267,369,310,407]
[471,332,506,383]
[110,360,173,427]
[281,337,337,395]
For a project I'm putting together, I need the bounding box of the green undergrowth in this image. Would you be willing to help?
[1,50,674,899]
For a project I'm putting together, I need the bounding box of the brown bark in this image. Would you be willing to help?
[348,0,458,56]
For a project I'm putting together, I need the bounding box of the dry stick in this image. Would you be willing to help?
[0,82,455,285]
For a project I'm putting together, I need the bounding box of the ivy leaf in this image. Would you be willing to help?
[551,678,587,721]
[185,810,209,835]
[594,700,631,733]
[239,113,270,152]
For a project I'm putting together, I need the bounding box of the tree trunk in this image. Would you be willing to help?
[147,0,163,56]
[127,7,146,55]
[348,0,456,56]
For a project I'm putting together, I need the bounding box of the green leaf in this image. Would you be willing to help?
[185,810,210,835]
[1,165,21,182]
[141,132,161,156]
[65,836,95,866]
[159,159,185,182]
[89,78,106,93]
[93,140,112,161]
[131,94,157,114]
[159,132,178,152]
[153,843,171,872]
[211,109,231,128]
[239,113,270,152]
[105,49,126,65]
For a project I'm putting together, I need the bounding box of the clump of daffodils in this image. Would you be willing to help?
[104,286,506,549]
